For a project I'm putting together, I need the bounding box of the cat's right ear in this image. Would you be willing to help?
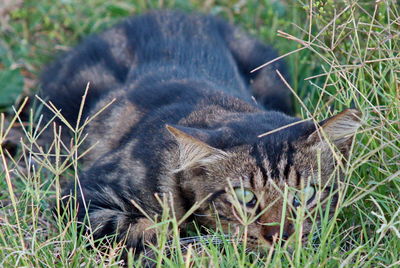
[166,125,228,171]
[307,108,362,155]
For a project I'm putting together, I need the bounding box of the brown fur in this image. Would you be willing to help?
[39,11,362,257]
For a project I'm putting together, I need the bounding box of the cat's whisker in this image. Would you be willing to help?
[142,233,245,264]
[165,234,231,245]
[146,234,241,258]
[193,213,212,217]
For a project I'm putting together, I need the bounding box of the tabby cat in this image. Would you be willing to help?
[40,10,361,257]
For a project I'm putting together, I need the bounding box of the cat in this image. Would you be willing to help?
[40,10,361,258]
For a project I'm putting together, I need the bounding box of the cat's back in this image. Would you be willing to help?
[40,10,242,126]
[122,10,229,59]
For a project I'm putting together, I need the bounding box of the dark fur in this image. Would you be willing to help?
[40,10,360,257]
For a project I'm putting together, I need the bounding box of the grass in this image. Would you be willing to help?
[1,0,399,267]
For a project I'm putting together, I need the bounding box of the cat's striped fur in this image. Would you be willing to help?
[40,10,361,257]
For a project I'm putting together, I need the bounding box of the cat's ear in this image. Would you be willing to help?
[166,125,228,171]
[308,109,362,154]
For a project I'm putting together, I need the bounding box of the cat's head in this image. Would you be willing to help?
[167,109,361,249]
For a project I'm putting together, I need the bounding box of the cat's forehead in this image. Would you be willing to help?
[225,134,333,185]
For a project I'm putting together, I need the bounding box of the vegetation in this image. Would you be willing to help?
[0,0,399,267]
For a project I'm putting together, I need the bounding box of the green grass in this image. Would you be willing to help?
[1,0,399,267]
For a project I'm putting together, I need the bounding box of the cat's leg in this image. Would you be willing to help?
[62,181,157,255]
[218,22,293,114]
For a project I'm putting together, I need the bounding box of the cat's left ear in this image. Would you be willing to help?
[308,109,362,154]
[166,125,228,171]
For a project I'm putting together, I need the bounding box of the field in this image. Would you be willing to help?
[0,0,399,267]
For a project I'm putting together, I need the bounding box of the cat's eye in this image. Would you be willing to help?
[293,186,316,207]
[234,188,256,206]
